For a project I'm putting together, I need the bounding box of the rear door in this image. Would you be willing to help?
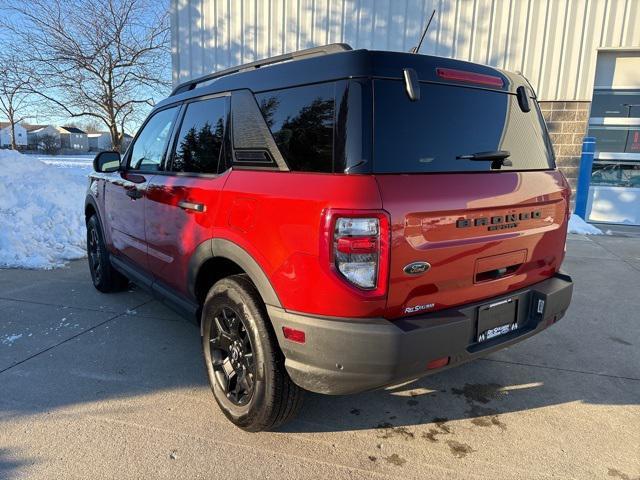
[145,94,230,297]
[372,78,570,319]
[104,106,179,270]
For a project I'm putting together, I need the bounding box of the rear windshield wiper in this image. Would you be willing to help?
[456,150,512,168]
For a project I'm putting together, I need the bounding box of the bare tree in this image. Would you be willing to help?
[0,54,36,149]
[1,0,170,151]
[80,119,104,134]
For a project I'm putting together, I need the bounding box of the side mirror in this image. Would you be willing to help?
[93,151,121,173]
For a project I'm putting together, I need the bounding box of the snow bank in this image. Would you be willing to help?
[0,150,91,269]
[568,214,604,235]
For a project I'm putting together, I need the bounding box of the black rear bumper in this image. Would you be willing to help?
[268,272,573,395]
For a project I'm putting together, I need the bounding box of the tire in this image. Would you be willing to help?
[86,215,129,293]
[201,274,304,432]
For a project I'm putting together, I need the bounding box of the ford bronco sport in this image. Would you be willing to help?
[86,44,573,431]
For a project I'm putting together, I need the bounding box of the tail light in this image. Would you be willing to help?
[321,210,390,296]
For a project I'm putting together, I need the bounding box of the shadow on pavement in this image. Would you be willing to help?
[0,449,30,480]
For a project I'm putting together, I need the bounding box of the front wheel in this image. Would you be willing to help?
[201,274,304,432]
[86,215,128,292]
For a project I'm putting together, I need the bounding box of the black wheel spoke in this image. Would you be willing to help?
[208,305,256,406]
[222,308,240,334]
[214,315,229,336]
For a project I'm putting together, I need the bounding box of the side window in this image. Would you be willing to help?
[171,97,227,174]
[128,107,178,171]
[255,83,335,173]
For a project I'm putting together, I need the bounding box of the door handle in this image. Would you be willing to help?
[126,189,143,200]
[178,201,206,212]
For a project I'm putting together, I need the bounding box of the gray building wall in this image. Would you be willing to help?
[171,0,640,100]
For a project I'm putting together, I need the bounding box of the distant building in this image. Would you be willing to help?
[122,133,134,152]
[59,126,89,152]
[26,125,61,150]
[0,122,27,148]
[87,132,133,152]
[88,132,112,151]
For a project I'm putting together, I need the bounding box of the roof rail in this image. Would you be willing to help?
[170,43,353,96]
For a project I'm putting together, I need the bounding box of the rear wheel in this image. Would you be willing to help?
[86,215,128,292]
[202,274,304,431]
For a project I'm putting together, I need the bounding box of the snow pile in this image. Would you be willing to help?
[568,214,604,235]
[0,150,91,268]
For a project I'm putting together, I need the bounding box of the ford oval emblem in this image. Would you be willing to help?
[403,261,430,275]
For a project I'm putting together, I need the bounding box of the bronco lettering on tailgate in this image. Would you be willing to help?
[456,210,542,231]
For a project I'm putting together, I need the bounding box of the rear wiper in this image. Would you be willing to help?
[456,150,512,168]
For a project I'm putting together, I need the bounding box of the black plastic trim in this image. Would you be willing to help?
[187,238,283,311]
[110,255,200,323]
[269,272,573,395]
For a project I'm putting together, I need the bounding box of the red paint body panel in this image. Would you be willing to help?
[145,172,229,296]
[96,167,570,322]
[103,171,150,270]
[215,170,386,317]
[375,171,570,318]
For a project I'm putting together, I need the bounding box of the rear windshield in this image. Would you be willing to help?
[373,79,555,173]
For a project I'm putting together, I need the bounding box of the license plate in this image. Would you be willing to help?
[477,297,518,343]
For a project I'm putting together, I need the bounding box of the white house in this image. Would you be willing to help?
[0,122,28,148]
[88,132,112,151]
[58,126,89,152]
[26,125,61,150]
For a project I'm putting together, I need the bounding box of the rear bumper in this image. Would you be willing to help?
[268,272,573,395]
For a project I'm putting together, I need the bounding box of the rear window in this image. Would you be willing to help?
[373,80,554,173]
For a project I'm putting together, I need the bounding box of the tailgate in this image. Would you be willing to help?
[377,171,570,318]
[371,67,570,319]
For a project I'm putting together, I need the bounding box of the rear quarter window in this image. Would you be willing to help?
[373,79,555,173]
[256,83,335,173]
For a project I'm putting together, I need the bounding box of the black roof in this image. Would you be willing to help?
[156,46,530,111]
[62,126,86,134]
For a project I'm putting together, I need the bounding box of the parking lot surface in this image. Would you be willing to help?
[1,234,639,479]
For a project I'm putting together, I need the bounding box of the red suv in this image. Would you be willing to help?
[86,44,573,431]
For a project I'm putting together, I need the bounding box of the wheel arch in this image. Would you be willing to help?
[84,195,99,222]
[189,239,283,314]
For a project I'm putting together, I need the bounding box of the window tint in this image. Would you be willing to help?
[256,83,335,172]
[373,80,554,173]
[129,107,178,171]
[172,97,226,174]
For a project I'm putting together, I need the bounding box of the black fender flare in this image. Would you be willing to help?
[188,238,282,309]
[84,194,104,231]
[85,194,98,216]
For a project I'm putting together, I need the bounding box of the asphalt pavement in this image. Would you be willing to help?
[0,234,639,479]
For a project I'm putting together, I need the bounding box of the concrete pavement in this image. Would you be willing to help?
[0,234,638,479]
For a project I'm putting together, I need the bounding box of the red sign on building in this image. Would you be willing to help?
[626,130,640,152]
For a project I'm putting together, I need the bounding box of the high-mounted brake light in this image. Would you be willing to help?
[436,67,504,87]
[321,210,390,295]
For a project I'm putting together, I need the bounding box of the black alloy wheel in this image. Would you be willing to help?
[85,214,129,292]
[209,306,256,406]
[87,224,102,285]
[201,274,304,431]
